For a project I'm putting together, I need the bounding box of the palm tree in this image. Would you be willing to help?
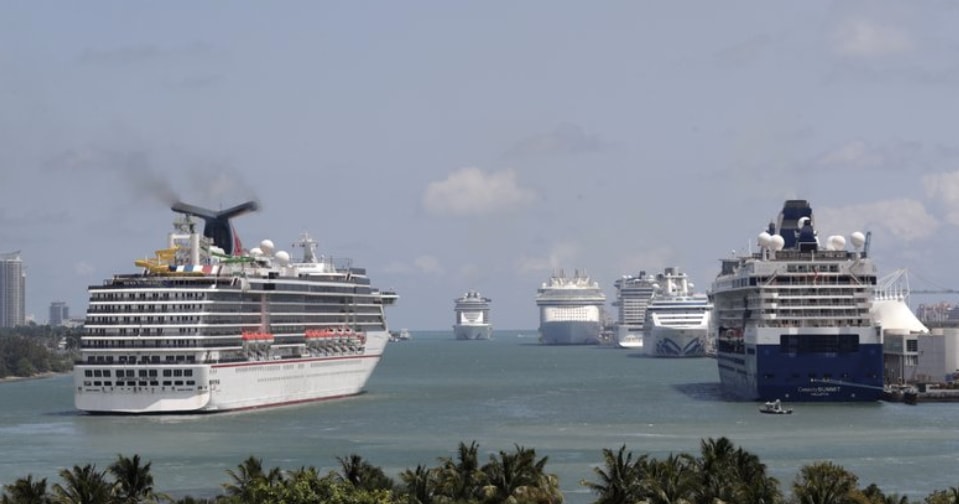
[399,464,436,504]
[222,456,281,502]
[434,441,485,502]
[643,453,697,504]
[581,445,648,504]
[791,461,861,504]
[480,445,561,504]
[335,454,394,492]
[50,464,113,504]
[108,454,162,504]
[2,475,51,504]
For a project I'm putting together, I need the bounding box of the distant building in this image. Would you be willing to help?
[0,251,26,328]
[49,301,69,326]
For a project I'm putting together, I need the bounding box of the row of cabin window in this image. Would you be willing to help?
[84,368,194,378]
[85,380,196,387]
[86,355,196,364]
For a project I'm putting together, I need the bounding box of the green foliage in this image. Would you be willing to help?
[0,326,78,379]
[3,443,959,504]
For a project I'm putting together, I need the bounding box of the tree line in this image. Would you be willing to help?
[0,325,79,380]
[2,437,958,503]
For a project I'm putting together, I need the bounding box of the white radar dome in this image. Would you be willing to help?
[274,250,291,265]
[770,234,785,251]
[260,239,275,254]
[829,235,846,251]
[757,232,772,249]
[249,247,263,257]
[850,232,866,249]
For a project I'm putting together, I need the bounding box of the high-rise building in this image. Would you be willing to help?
[0,251,26,328]
[49,301,69,326]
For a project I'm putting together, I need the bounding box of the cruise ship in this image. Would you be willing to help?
[74,201,398,414]
[453,290,492,340]
[643,267,712,357]
[612,272,656,349]
[711,200,882,402]
[536,270,607,345]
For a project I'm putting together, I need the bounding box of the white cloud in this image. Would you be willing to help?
[413,255,444,275]
[516,242,580,274]
[815,140,884,170]
[423,167,535,217]
[833,19,914,58]
[816,199,938,242]
[923,170,959,225]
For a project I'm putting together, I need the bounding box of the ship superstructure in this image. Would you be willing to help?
[453,290,492,340]
[643,267,712,357]
[711,200,881,401]
[536,270,607,345]
[74,201,398,414]
[612,272,656,349]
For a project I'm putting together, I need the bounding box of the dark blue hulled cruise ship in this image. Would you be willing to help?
[711,200,883,402]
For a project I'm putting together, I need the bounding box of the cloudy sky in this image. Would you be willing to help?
[2,1,959,329]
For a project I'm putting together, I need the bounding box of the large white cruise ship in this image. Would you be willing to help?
[453,290,492,340]
[536,270,607,345]
[612,272,656,349]
[643,267,712,357]
[74,201,397,414]
[712,199,882,402]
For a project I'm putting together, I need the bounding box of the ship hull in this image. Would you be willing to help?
[644,326,707,357]
[75,332,389,414]
[453,324,492,341]
[615,325,644,349]
[539,320,602,345]
[718,339,884,402]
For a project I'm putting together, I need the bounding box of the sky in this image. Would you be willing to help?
[3,1,959,330]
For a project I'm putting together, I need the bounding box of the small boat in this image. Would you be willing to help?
[759,399,793,415]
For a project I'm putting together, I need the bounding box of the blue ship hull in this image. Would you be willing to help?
[719,343,884,402]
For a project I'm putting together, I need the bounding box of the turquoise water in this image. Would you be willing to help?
[1,330,957,502]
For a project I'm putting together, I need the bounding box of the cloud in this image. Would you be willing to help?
[504,124,605,159]
[815,140,884,170]
[423,167,535,217]
[516,242,580,274]
[813,139,926,173]
[833,19,914,58]
[413,255,444,275]
[923,170,959,226]
[816,199,938,242]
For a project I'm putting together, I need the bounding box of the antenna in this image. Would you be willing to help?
[171,200,259,255]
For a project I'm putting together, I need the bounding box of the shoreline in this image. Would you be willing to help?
[0,371,68,384]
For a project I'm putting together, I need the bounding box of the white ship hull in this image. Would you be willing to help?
[539,320,602,345]
[454,324,492,341]
[616,325,644,349]
[644,325,708,357]
[75,332,389,414]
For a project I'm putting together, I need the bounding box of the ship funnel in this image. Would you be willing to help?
[171,200,259,255]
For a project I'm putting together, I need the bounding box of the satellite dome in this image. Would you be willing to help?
[274,250,290,265]
[828,235,846,251]
[249,247,263,257]
[850,232,866,249]
[260,239,275,253]
[757,232,772,248]
[798,216,810,228]
[770,234,785,251]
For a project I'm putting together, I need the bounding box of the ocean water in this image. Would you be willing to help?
[1,330,957,503]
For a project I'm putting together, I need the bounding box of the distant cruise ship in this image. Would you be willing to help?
[612,272,656,349]
[712,199,882,402]
[643,267,712,357]
[74,201,397,414]
[453,290,492,340]
[536,270,607,345]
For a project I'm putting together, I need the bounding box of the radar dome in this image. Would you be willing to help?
[850,232,866,249]
[274,250,291,265]
[260,239,275,254]
[757,232,772,248]
[770,234,785,251]
[829,235,846,251]
[798,216,810,228]
[249,247,263,257]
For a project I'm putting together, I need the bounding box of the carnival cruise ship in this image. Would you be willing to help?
[711,200,882,402]
[74,201,398,414]
[612,272,656,349]
[643,267,712,357]
[453,290,492,340]
[536,270,607,345]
